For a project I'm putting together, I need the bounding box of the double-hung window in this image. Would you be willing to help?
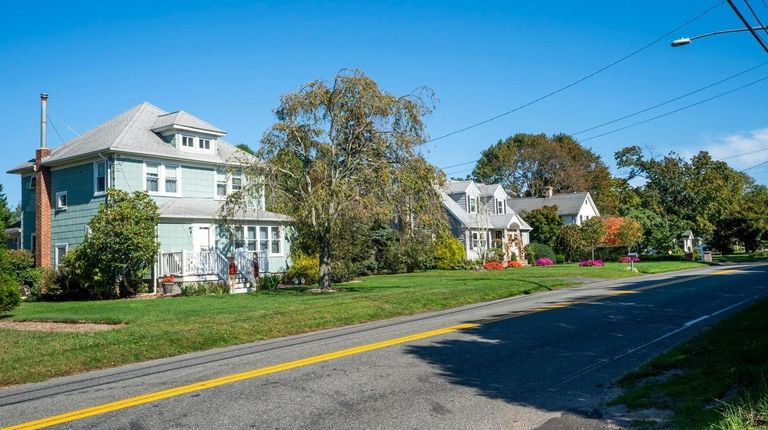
[146,162,160,192]
[181,135,194,148]
[259,227,269,253]
[216,170,228,198]
[199,138,211,150]
[468,197,477,213]
[496,199,504,214]
[246,227,258,252]
[94,161,107,194]
[165,165,178,193]
[55,191,67,210]
[271,227,281,254]
[215,170,244,199]
[145,162,180,196]
[240,226,282,255]
[54,244,68,269]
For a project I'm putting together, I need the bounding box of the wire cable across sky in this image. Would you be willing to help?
[426,0,724,144]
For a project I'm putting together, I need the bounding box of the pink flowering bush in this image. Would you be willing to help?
[618,256,641,263]
[536,258,554,266]
[483,261,505,270]
[579,259,605,267]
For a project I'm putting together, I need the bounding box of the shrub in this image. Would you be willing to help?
[579,259,605,267]
[453,259,477,271]
[555,254,565,264]
[508,251,517,262]
[330,260,361,283]
[488,248,505,263]
[180,282,230,296]
[526,242,556,264]
[434,235,468,270]
[257,274,282,291]
[483,261,505,270]
[285,252,319,285]
[506,261,523,268]
[0,273,21,313]
[618,256,641,263]
[536,258,554,266]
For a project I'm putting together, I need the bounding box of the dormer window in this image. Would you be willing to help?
[469,196,477,213]
[182,135,194,148]
[199,138,211,150]
[496,199,504,214]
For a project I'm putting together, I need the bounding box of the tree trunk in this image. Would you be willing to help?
[318,228,332,290]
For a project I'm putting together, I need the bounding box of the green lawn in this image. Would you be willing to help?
[612,298,768,429]
[0,261,704,387]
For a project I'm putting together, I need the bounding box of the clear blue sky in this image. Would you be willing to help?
[2,1,767,206]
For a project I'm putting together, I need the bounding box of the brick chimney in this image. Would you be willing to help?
[35,93,52,268]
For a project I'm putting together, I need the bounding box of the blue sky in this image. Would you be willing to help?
[2,1,767,206]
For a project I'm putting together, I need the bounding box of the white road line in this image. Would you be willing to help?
[555,296,758,386]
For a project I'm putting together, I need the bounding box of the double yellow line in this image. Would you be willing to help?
[1,267,737,429]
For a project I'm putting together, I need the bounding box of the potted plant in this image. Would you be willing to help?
[161,274,176,295]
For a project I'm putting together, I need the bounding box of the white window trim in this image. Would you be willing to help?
[179,135,215,153]
[214,170,245,201]
[54,243,68,269]
[143,161,182,197]
[55,191,68,210]
[181,135,195,148]
[240,225,283,257]
[496,199,504,214]
[199,138,211,150]
[93,160,109,196]
[468,196,477,213]
[28,176,36,190]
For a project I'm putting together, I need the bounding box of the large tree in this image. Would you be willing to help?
[472,132,616,212]
[523,205,563,249]
[246,69,444,290]
[616,146,752,242]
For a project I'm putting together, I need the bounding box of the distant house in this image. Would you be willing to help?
[5,220,21,250]
[441,180,531,262]
[506,187,600,226]
[8,97,292,292]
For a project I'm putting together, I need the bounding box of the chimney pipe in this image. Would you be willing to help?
[40,93,48,149]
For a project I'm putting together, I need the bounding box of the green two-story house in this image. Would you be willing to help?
[8,100,292,291]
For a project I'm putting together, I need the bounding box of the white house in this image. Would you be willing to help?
[506,187,600,226]
[441,180,532,262]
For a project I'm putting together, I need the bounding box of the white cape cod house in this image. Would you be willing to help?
[8,100,291,291]
[506,188,600,225]
[441,180,532,262]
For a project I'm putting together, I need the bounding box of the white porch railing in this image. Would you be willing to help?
[157,250,272,284]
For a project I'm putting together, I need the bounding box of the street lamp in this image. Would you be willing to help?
[671,26,768,47]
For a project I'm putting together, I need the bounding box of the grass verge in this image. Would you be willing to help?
[611,298,768,429]
[0,261,704,387]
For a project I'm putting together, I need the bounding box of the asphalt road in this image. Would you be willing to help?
[1,263,767,430]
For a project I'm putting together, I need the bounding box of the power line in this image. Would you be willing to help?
[48,111,80,137]
[572,61,768,136]
[438,62,768,170]
[726,0,768,53]
[743,0,768,40]
[580,74,768,142]
[47,115,66,144]
[720,147,768,160]
[742,158,768,171]
[426,1,724,144]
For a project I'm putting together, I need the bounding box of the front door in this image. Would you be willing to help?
[193,225,213,252]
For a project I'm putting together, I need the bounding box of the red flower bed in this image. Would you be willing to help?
[506,261,523,268]
[483,261,505,270]
[579,259,604,267]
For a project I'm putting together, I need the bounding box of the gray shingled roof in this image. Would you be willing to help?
[444,180,474,194]
[476,183,502,196]
[441,191,531,230]
[506,192,592,216]
[157,199,291,222]
[8,102,253,174]
[152,111,225,134]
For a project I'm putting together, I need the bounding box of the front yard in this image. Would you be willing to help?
[0,261,704,387]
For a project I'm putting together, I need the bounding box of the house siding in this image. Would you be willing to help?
[21,175,36,251]
[50,164,105,257]
[113,157,144,192]
[158,223,193,252]
[182,165,214,198]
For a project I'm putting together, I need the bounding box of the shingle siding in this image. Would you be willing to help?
[182,165,214,198]
[50,164,105,256]
[21,176,35,250]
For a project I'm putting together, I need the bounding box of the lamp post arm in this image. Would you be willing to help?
[688,26,768,41]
